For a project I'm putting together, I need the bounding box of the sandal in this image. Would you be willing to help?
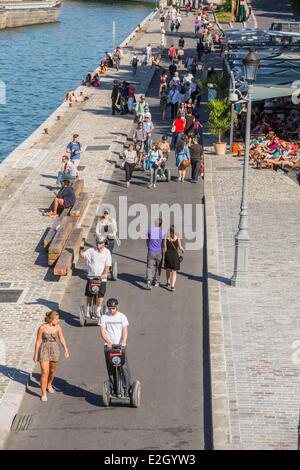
[43,211,57,217]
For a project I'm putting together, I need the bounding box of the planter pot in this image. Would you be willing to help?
[214,142,227,156]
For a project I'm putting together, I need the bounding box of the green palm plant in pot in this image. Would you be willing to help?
[208,98,231,156]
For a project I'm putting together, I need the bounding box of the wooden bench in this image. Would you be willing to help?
[44,178,87,273]
[48,222,73,266]
[57,179,85,217]
[44,216,78,250]
[54,228,83,276]
[70,192,89,218]
[53,251,73,276]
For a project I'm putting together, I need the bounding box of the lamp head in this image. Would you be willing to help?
[243,48,260,84]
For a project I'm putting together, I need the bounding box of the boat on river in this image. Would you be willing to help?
[0,1,61,30]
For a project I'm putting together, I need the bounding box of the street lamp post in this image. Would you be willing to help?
[231,48,260,287]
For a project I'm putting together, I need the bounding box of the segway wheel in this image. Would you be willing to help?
[131,380,141,408]
[111,261,118,281]
[79,305,86,327]
[165,169,171,182]
[102,380,111,407]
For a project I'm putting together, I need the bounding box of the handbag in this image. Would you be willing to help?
[170,240,184,263]
[181,159,191,169]
[171,123,176,133]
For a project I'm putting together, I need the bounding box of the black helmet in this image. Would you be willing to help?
[106,298,119,308]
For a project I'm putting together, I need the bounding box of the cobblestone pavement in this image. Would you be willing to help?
[211,155,300,449]
[0,9,160,438]
[207,2,300,449]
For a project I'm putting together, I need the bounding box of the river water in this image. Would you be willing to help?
[0,0,153,162]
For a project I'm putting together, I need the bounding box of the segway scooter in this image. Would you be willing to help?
[102,345,141,408]
[79,276,103,327]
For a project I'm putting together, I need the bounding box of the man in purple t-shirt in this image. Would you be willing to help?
[146,218,165,289]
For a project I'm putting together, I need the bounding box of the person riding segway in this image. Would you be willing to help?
[79,236,111,326]
[95,208,119,280]
[157,135,171,182]
[100,298,141,407]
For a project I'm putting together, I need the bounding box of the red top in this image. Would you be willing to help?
[168,47,176,57]
[128,85,135,97]
[174,118,185,133]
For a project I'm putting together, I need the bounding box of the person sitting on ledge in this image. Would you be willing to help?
[91,73,100,88]
[136,24,143,33]
[44,180,76,218]
[76,91,89,104]
[65,90,76,103]
[82,72,93,87]
[104,51,113,67]
[56,155,78,187]
[99,61,108,74]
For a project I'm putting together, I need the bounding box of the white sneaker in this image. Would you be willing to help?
[153,184,156,188]
[96,307,102,318]
[85,307,91,319]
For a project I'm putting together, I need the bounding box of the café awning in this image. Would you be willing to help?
[251,84,295,101]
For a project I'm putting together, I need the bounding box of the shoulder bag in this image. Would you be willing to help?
[170,240,184,263]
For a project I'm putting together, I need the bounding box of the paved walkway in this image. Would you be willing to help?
[206,0,300,450]
[3,11,207,450]
[0,9,163,446]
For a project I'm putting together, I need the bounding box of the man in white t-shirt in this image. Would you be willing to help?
[100,298,132,396]
[79,236,112,318]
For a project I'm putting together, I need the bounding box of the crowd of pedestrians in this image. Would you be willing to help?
[34,2,213,402]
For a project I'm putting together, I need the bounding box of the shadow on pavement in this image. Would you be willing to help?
[208,272,231,286]
[113,252,146,266]
[0,365,29,386]
[117,273,148,290]
[31,373,101,407]
[98,178,124,187]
